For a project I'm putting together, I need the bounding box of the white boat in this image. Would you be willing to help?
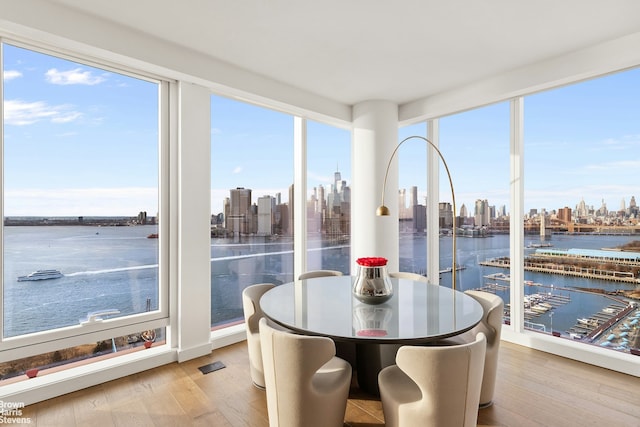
[17,269,64,282]
[526,242,553,248]
[531,304,550,313]
[577,318,598,327]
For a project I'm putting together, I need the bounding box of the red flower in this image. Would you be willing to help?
[356,257,388,267]
[356,329,388,337]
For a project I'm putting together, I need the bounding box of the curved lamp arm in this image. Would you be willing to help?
[376,135,458,289]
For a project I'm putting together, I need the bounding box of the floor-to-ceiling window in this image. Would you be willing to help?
[439,103,511,297]
[305,120,351,274]
[523,68,640,351]
[1,41,167,380]
[397,123,429,276]
[210,94,294,329]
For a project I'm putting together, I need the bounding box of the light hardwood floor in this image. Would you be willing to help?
[20,340,640,426]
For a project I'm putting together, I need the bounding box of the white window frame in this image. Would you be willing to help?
[0,39,171,361]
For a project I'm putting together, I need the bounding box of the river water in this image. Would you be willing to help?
[4,225,638,337]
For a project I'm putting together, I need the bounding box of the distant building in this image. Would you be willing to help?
[474,199,490,227]
[228,187,252,235]
[257,196,274,235]
[558,206,572,223]
[439,202,453,228]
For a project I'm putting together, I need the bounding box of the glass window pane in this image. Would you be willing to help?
[397,123,429,276]
[306,120,350,273]
[524,69,640,349]
[440,103,510,302]
[2,43,160,338]
[0,327,165,383]
[210,95,294,328]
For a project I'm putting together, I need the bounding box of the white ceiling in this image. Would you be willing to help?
[49,0,640,106]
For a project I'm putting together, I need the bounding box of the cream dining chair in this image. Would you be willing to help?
[298,269,343,280]
[445,290,504,408]
[298,268,354,366]
[259,317,352,427]
[378,333,487,427]
[388,271,428,282]
[241,283,275,389]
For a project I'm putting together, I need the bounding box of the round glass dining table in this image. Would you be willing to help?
[259,275,484,394]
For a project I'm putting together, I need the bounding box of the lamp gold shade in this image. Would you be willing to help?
[376,135,458,289]
[376,205,390,216]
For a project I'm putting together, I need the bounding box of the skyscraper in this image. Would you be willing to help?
[229,187,252,235]
[474,199,490,227]
[257,195,274,235]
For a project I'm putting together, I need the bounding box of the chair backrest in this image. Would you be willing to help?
[464,290,504,406]
[242,283,275,334]
[395,333,486,427]
[259,317,350,427]
[242,283,275,389]
[388,271,428,282]
[298,269,343,280]
[464,290,503,347]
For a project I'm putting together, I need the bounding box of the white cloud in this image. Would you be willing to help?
[3,70,22,81]
[4,99,83,126]
[4,187,157,216]
[45,68,106,85]
[584,159,640,171]
[232,166,243,174]
[51,111,83,123]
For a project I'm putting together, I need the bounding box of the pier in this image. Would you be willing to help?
[479,257,640,284]
[567,303,638,345]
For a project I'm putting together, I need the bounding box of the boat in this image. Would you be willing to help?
[17,269,64,282]
[531,304,550,313]
[147,233,158,239]
[526,242,553,248]
[577,318,598,327]
[439,265,466,274]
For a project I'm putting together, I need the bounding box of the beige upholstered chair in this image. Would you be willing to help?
[259,317,352,427]
[388,271,428,282]
[378,333,487,427]
[298,269,354,365]
[242,283,275,389]
[433,290,503,407]
[298,269,343,280]
[460,290,504,408]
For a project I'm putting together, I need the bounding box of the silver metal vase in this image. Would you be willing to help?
[352,265,393,304]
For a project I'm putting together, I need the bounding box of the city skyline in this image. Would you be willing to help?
[215,181,639,223]
[3,43,640,217]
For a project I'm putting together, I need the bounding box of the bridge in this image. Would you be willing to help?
[524,220,640,235]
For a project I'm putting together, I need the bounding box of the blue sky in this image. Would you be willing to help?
[3,43,158,216]
[212,69,640,217]
[4,42,639,217]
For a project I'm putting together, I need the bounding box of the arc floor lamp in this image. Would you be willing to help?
[375,135,458,290]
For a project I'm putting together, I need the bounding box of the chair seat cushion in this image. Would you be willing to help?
[314,357,352,393]
[378,365,421,405]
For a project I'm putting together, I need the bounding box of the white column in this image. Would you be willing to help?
[176,82,212,361]
[510,97,525,333]
[426,121,440,284]
[293,117,307,279]
[351,100,399,272]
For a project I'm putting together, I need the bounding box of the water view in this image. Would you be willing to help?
[4,225,639,351]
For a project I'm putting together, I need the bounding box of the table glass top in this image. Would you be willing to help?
[259,276,484,343]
